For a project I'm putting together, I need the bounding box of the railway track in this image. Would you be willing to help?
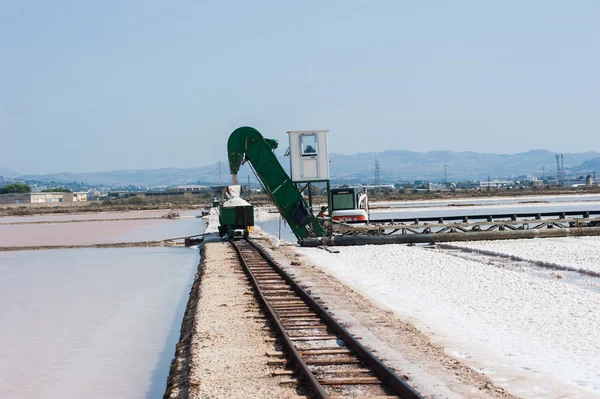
[231,239,423,399]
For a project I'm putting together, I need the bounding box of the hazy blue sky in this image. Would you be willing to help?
[1,1,598,174]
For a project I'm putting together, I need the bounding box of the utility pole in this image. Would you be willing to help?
[444,164,448,186]
[561,153,565,185]
[374,157,381,185]
[555,154,562,186]
[541,166,545,181]
[487,175,491,191]
[247,175,250,197]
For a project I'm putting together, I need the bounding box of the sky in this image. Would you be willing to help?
[1,1,599,174]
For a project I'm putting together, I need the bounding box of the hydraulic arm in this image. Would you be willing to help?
[228,126,324,239]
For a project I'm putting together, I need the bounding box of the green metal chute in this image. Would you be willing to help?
[227,126,324,239]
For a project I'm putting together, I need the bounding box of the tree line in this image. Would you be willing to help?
[0,184,72,194]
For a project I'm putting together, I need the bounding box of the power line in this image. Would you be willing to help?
[561,153,565,185]
[555,154,565,186]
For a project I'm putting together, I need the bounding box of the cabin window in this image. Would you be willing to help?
[301,134,317,156]
[332,192,355,210]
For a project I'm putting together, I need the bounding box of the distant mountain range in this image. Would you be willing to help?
[570,157,600,174]
[4,149,600,186]
[17,166,221,187]
[329,150,600,182]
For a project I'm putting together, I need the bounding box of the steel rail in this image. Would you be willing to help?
[231,238,423,399]
[231,239,328,398]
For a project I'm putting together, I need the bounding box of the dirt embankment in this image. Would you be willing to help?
[0,216,167,226]
[0,240,179,252]
[0,201,209,217]
[163,244,207,399]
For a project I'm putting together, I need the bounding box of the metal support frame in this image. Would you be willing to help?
[332,210,600,237]
[333,217,600,236]
[293,179,333,224]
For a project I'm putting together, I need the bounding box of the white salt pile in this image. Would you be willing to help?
[222,197,251,208]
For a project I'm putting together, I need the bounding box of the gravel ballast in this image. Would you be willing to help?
[186,241,299,398]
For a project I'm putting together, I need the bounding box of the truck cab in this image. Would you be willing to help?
[330,188,369,223]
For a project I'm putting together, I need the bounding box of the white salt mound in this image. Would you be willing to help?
[226,185,242,199]
[223,197,251,207]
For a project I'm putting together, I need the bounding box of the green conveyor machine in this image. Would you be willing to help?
[228,126,324,239]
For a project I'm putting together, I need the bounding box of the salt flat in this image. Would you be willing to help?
[446,236,600,275]
[296,243,600,398]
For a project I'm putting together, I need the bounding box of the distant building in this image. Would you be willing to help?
[428,182,450,191]
[479,180,514,188]
[456,181,480,189]
[364,184,395,191]
[108,191,130,198]
[108,186,210,199]
[586,175,594,186]
[522,175,543,187]
[169,185,207,192]
[531,180,544,187]
[73,192,88,201]
[0,192,74,205]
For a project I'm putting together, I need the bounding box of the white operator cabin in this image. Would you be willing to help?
[286,130,330,183]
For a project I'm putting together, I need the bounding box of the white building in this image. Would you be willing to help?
[73,192,88,201]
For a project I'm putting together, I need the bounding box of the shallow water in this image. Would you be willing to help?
[0,247,198,399]
[254,216,296,243]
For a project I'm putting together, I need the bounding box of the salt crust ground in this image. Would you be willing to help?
[445,236,600,275]
[295,243,600,398]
